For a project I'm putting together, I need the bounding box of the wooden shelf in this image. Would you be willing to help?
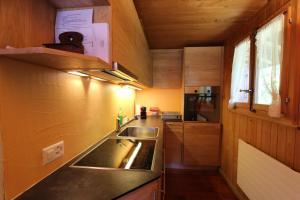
[49,0,110,8]
[0,47,111,71]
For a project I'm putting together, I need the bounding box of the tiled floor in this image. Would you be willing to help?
[165,169,238,200]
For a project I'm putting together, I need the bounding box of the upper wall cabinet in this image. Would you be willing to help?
[152,49,182,89]
[111,0,153,87]
[184,47,223,87]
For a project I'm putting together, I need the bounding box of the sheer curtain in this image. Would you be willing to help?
[255,14,284,117]
[229,38,250,108]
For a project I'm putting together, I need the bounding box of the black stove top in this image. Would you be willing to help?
[73,139,156,170]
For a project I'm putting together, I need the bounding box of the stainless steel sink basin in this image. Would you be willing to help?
[117,127,159,138]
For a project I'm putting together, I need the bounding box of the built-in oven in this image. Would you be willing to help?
[184,86,220,122]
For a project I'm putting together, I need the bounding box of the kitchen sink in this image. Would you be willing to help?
[71,138,156,171]
[117,127,159,138]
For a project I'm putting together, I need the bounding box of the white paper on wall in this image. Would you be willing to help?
[55,9,110,62]
[55,9,93,44]
[90,23,110,63]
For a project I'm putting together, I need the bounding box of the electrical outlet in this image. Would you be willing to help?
[42,141,64,165]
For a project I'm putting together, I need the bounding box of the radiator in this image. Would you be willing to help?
[237,139,300,200]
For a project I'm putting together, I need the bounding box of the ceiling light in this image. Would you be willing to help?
[68,71,89,77]
[124,85,142,91]
[92,77,107,82]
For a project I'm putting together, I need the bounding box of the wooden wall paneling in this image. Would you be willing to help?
[294,130,300,171]
[246,118,256,145]
[276,125,287,163]
[285,127,295,167]
[270,123,278,158]
[232,113,239,184]
[220,107,227,172]
[296,0,300,125]
[256,119,263,150]
[0,0,56,48]
[238,115,247,141]
[220,1,300,198]
[227,112,235,181]
[151,49,183,88]
[221,108,235,181]
[283,0,298,122]
[261,121,271,155]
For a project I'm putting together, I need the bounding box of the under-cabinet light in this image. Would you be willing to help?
[92,77,107,82]
[68,71,89,77]
[125,142,142,169]
[124,85,142,91]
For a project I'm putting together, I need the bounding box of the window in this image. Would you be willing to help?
[255,14,284,106]
[229,38,250,106]
[229,13,288,118]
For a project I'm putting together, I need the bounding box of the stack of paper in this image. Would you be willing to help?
[55,9,109,62]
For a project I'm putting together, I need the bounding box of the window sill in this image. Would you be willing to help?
[228,107,298,128]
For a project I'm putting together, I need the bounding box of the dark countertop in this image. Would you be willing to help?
[17,117,164,200]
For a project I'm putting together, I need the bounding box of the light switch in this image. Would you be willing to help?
[42,141,64,165]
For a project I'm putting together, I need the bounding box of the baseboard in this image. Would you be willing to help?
[219,169,249,200]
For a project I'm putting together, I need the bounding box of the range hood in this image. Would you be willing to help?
[80,62,139,84]
[103,62,138,82]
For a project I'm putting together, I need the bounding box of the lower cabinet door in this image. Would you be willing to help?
[118,178,161,200]
[165,122,183,168]
[183,123,221,166]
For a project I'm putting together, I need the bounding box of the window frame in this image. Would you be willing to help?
[229,6,292,117]
[230,37,251,108]
[252,9,291,114]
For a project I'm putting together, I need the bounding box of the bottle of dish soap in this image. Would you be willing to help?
[118,108,123,126]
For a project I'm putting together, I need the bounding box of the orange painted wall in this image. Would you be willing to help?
[0,58,135,199]
[136,88,183,113]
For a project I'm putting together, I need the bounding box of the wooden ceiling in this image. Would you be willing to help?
[134,0,268,49]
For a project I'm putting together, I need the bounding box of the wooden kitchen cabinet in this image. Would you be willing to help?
[165,122,183,168]
[184,47,223,87]
[152,49,183,88]
[183,123,221,166]
[118,178,162,200]
[111,0,153,87]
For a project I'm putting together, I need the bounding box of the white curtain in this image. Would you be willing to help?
[255,14,284,117]
[229,38,250,108]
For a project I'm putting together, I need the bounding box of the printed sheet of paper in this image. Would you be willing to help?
[55,9,95,55]
[55,9,110,61]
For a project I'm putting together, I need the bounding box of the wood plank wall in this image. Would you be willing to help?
[220,0,300,193]
[222,111,299,183]
[0,0,56,48]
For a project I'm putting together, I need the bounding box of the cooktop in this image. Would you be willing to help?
[72,139,156,171]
